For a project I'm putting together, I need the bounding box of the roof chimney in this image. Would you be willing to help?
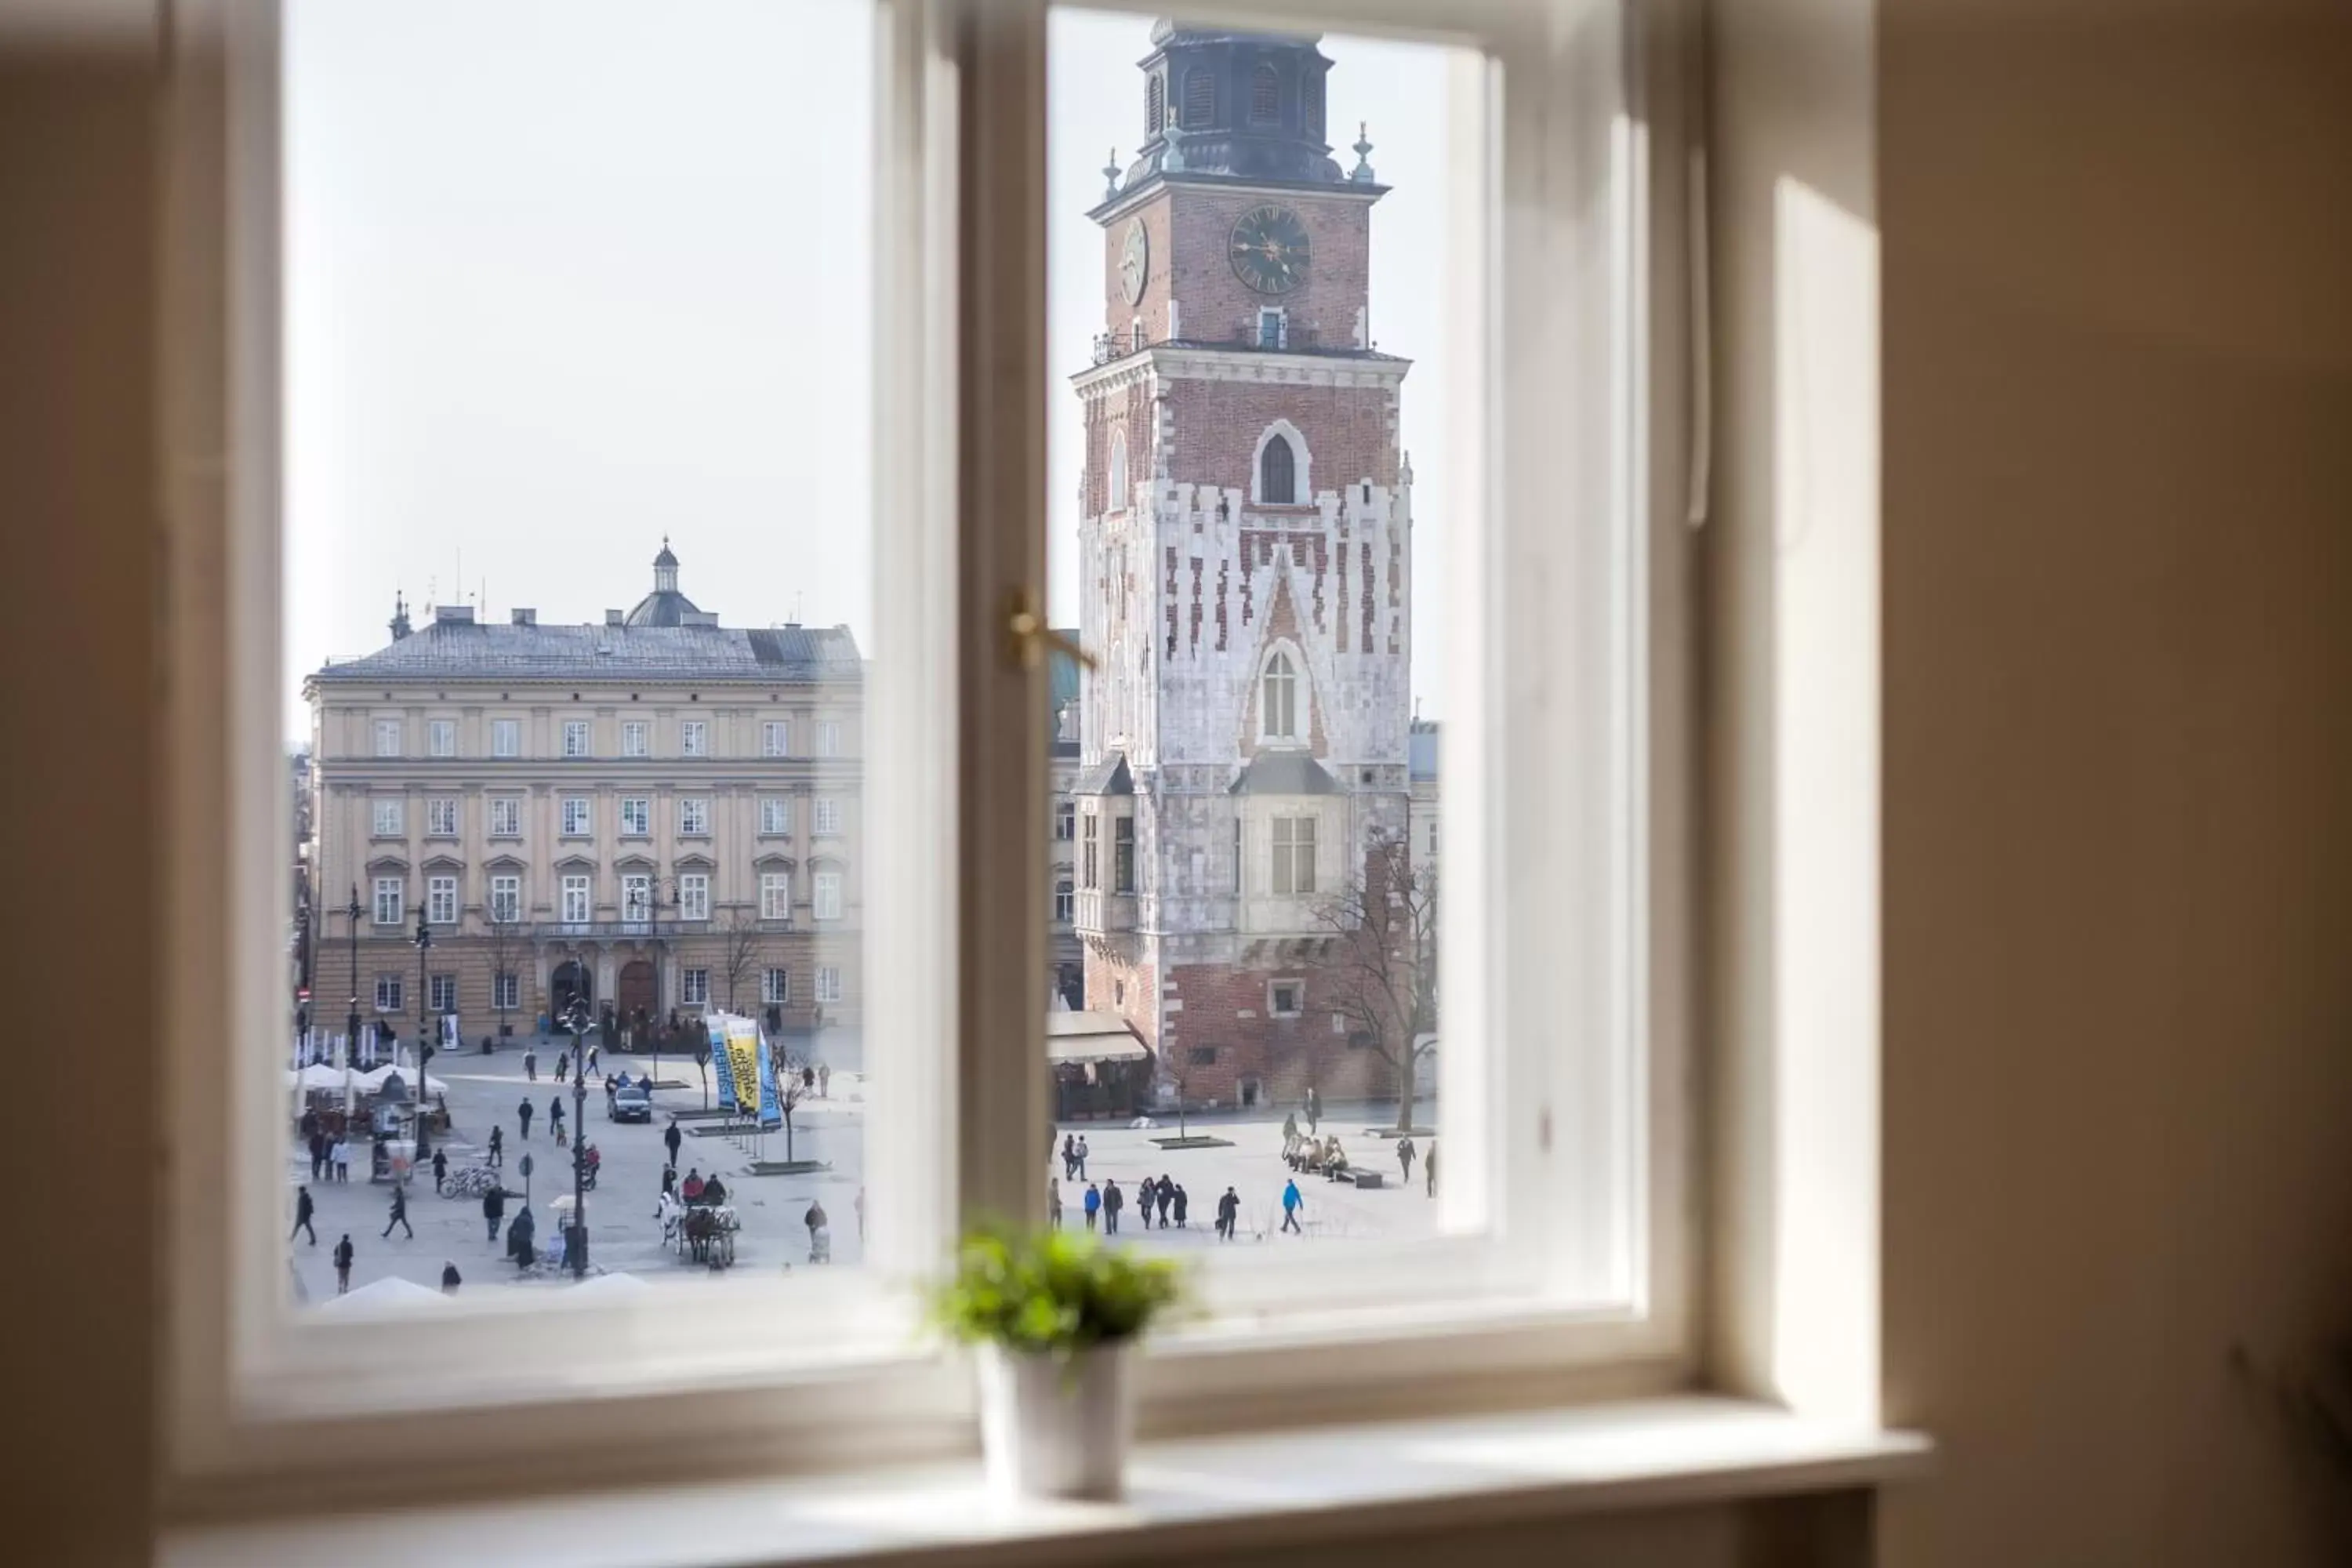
[433,604,474,625]
[604,609,624,627]
[510,608,536,626]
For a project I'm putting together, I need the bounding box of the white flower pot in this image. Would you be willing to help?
[975,1341,1134,1502]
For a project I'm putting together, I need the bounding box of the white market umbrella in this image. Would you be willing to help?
[318,1276,451,1313]
[288,1064,347,1093]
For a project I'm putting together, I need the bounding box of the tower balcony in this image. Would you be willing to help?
[1088,323,1402,366]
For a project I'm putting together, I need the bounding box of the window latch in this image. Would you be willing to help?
[1005,590,1096,673]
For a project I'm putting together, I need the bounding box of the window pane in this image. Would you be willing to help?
[285,0,876,1306]
[1047,13,1463,1247]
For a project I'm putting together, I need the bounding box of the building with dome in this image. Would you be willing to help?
[303,543,864,1051]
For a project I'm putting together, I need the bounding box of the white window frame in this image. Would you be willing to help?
[558,874,592,927]
[488,874,521,925]
[818,719,841,757]
[760,796,791,835]
[490,717,521,758]
[373,975,402,1014]
[561,719,590,758]
[761,719,790,757]
[162,0,1693,1511]
[680,719,707,757]
[1257,641,1305,743]
[763,967,790,1007]
[488,797,521,838]
[371,877,403,927]
[370,797,402,837]
[620,872,652,926]
[492,971,520,1011]
[426,717,456,757]
[621,719,649,758]
[813,797,840,837]
[429,972,456,1014]
[619,796,651,837]
[1271,813,1316,896]
[373,717,401,757]
[678,797,710,837]
[811,869,844,923]
[560,797,591,837]
[679,873,710,923]
[760,870,791,922]
[1054,800,1074,840]
[680,967,710,1008]
[426,797,458,837]
[815,965,843,1006]
[426,874,456,926]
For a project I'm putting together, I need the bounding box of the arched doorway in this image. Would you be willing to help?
[550,960,591,1022]
[618,959,656,1041]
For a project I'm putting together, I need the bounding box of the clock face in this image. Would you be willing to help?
[1229,204,1311,295]
[1120,220,1149,307]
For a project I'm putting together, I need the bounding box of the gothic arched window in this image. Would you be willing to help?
[1262,651,1299,741]
[1108,428,1128,508]
[1146,74,1164,138]
[1183,68,1214,129]
[1260,433,1297,505]
[1250,64,1280,125]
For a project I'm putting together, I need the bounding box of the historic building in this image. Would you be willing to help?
[303,543,862,1049]
[1071,24,1414,1110]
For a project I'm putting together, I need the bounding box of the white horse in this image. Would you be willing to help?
[654,1190,684,1253]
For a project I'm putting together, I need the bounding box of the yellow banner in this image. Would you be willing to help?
[724,1033,760,1112]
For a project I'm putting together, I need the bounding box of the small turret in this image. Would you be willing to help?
[388,591,412,641]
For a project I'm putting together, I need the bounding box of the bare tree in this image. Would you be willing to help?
[765,1039,811,1161]
[1308,826,1439,1134]
[717,908,763,1012]
[484,910,524,1039]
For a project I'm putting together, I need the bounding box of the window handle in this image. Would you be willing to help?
[1005,590,1096,672]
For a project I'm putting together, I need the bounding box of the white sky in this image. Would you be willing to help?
[285,2,1459,741]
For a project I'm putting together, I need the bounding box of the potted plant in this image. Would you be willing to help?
[927,1228,1184,1501]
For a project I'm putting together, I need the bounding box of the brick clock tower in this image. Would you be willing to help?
[1071,23,1413,1112]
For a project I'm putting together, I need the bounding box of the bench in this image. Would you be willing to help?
[1348,1169,1387,1189]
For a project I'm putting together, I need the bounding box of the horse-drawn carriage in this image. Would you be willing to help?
[656,1191,739,1268]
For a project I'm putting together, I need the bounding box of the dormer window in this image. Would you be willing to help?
[1262,650,1299,740]
[1250,63,1279,125]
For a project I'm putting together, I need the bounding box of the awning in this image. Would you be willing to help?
[1046,1011,1149,1064]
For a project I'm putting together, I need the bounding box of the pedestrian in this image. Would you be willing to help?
[1172,1184,1189,1228]
[818,1062,831,1098]
[332,1233,354,1293]
[1134,1175,1156,1227]
[586,1043,598,1075]
[1216,1185,1239,1241]
[1075,1134,1091,1180]
[1281,1178,1304,1234]
[554,1049,568,1084]
[1425,1141,1437,1197]
[1047,1177,1064,1229]
[507,1205,535,1268]
[1083,1181,1101,1231]
[307,1131,326,1182]
[1396,1134,1416,1185]
[289,1184,317,1245]
[1305,1087,1320,1135]
[1103,1178,1124,1235]
[483,1183,506,1242]
[517,1098,534,1140]
[431,1147,448,1195]
[1281,1109,1299,1148]
[1061,1133,1077,1179]
[549,1095,564,1142]
[383,1182,413,1240]
[440,1261,462,1294]
[801,1065,816,1095]
[524,1046,537,1082]
[805,1199,831,1262]
[488,1124,504,1167]
[660,1164,677,1198]
[332,1135,351,1182]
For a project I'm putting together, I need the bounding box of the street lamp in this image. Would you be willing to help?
[346,883,363,1058]
[412,901,434,1161]
[560,995,593,1278]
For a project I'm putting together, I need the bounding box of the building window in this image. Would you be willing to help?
[372,798,404,837]
[1259,431,1296,503]
[1258,308,1284,349]
[488,874,520,924]
[1250,61,1279,122]
[562,720,590,758]
[681,719,707,757]
[1130,318,1145,352]
[1107,428,1127,504]
[760,871,791,921]
[426,874,457,925]
[372,877,404,925]
[1189,1045,1219,1066]
[561,797,591,837]
[812,869,843,922]
[763,967,790,1006]
[1054,878,1074,924]
[762,720,789,757]
[1261,650,1299,740]
[1081,814,1099,889]
[559,874,590,925]
[491,718,520,758]
[426,797,458,837]
[815,965,842,1005]
[1302,67,1324,139]
[760,796,791,835]
[1182,67,1213,128]
[427,718,456,757]
[813,797,840,836]
[492,971,519,1011]
[680,873,710,922]
[430,973,457,1014]
[374,718,401,757]
[619,797,651,837]
[1269,979,1303,1017]
[488,797,521,838]
[1272,815,1316,896]
[681,968,709,1007]
[1112,816,1135,894]
[1145,72,1163,136]
[622,720,648,757]
[374,975,402,1013]
[679,797,710,837]
[1054,801,1075,840]
[818,720,840,757]
[621,872,652,924]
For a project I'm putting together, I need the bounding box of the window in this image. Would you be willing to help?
[373,975,402,1014]
[1269,980,1303,1017]
[1053,878,1073,924]
[760,797,791,835]
[1107,428,1127,504]
[1271,816,1316,896]
[760,870,791,921]
[621,872,652,924]
[562,719,590,758]
[1112,816,1135,894]
[372,877,403,926]
[622,720,648,757]
[763,967,790,1006]
[427,718,456,757]
[1181,66,1213,127]
[1261,650,1298,739]
[1081,813,1099,889]
[560,797,591,837]
[1258,308,1283,350]
[491,718,521,758]
[492,971,519,1011]
[762,720,789,757]
[426,874,456,925]
[680,873,710,922]
[371,798,403,837]
[559,875,590,926]
[1250,61,1279,123]
[488,874,520,924]
[1130,319,1145,353]
[1259,430,1296,503]
[619,797,651,837]
[818,720,840,757]
[680,968,709,1008]
[679,797,710,837]
[1189,1045,1218,1066]
[813,797,840,836]
[430,973,456,1014]
[681,719,707,757]
[815,965,842,1005]
[1301,66,1324,139]
[488,797,521,838]
[1054,800,1075,840]
[373,717,401,757]
[812,869,843,922]
[1145,71,1163,136]
[426,797,458,837]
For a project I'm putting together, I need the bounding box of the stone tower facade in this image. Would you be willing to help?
[1072,23,1413,1111]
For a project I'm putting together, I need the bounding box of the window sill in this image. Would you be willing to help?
[161,1398,1928,1568]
